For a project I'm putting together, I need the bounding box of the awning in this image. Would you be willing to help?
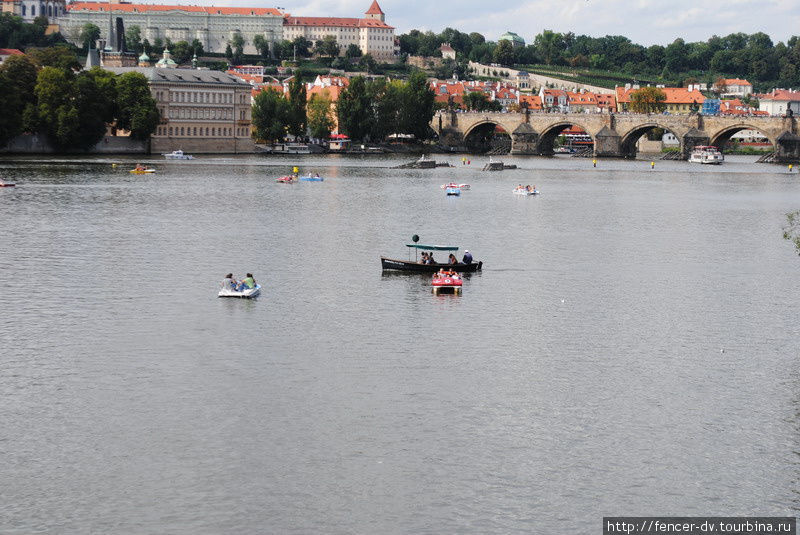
[405,244,459,251]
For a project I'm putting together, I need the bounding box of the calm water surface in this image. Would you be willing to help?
[1,154,798,534]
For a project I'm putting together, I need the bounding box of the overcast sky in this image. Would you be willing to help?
[207,0,799,46]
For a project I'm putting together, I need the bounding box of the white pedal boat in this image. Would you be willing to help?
[218,284,261,298]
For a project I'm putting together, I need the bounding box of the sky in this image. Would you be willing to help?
[204,0,800,46]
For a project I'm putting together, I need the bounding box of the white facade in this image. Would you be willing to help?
[758,91,800,116]
[59,2,284,55]
[2,0,65,21]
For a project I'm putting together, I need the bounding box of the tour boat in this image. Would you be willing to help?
[218,283,261,299]
[163,150,194,160]
[431,270,463,295]
[276,175,297,183]
[689,146,724,164]
[299,176,324,181]
[381,242,482,273]
[130,167,155,174]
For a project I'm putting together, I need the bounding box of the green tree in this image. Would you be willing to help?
[253,34,270,59]
[74,71,109,149]
[0,70,23,147]
[291,37,312,59]
[224,43,233,63]
[629,86,667,113]
[534,30,564,65]
[170,40,192,64]
[79,22,100,51]
[398,71,435,140]
[493,40,514,67]
[336,75,371,141]
[34,66,79,148]
[320,35,339,57]
[358,53,376,73]
[287,75,306,138]
[345,43,362,59]
[125,25,142,53]
[190,38,204,57]
[307,92,334,139]
[230,32,245,64]
[252,88,289,142]
[115,71,159,140]
[28,45,81,70]
[85,66,118,123]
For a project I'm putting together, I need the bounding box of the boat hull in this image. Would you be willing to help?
[381,257,482,272]
[299,177,324,181]
[0,184,16,187]
[218,284,261,298]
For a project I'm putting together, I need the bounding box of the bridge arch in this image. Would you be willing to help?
[537,121,594,155]
[709,124,776,151]
[462,120,512,153]
[619,122,683,159]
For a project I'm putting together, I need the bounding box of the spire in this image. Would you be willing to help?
[365,0,384,21]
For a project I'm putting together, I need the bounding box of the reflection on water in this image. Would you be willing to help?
[1,154,799,533]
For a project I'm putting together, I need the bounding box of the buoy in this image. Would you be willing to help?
[790,164,794,173]
[651,161,655,169]
[593,159,597,168]
[292,166,299,174]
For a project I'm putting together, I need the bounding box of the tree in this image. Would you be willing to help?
[287,75,306,138]
[79,22,100,52]
[190,38,204,58]
[230,32,245,64]
[345,44,362,59]
[125,25,142,54]
[320,35,339,58]
[224,43,233,63]
[85,66,118,123]
[252,88,289,142]
[253,34,270,59]
[336,76,371,141]
[28,45,81,71]
[291,37,312,59]
[307,92,334,139]
[398,71,435,140]
[534,30,564,65]
[0,70,23,147]
[170,40,192,64]
[629,86,667,113]
[115,71,159,140]
[34,66,79,148]
[493,40,514,67]
[358,53,376,73]
[74,71,109,149]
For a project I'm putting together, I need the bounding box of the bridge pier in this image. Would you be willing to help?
[681,128,711,160]
[594,126,622,158]
[775,131,800,163]
[510,123,539,155]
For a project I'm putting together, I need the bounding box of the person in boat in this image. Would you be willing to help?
[448,253,458,265]
[221,273,238,291]
[135,163,144,171]
[428,252,436,265]
[314,173,320,178]
[462,250,473,264]
[237,273,256,291]
[421,252,430,264]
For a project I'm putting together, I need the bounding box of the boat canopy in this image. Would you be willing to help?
[405,243,459,251]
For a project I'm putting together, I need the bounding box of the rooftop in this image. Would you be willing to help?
[66,2,282,16]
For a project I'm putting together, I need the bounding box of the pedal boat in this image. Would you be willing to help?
[431,270,463,295]
[218,284,261,298]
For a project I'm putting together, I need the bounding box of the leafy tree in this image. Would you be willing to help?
[230,32,245,64]
[152,37,164,55]
[0,71,23,147]
[252,88,289,142]
[493,40,514,67]
[34,66,79,148]
[115,71,159,140]
[0,54,37,106]
[345,44,362,59]
[287,75,306,138]
[320,35,339,57]
[28,45,80,70]
[291,36,312,59]
[398,71,435,140]
[74,71,109,149]
[125,25,142,54]
[79,23,100,52]
[190,38,204,57]
[367,77,401,140]
[224,44,233,63]
[253,34,270,59]
[358,53,376,73]
[170,40,192,64]
[85,66,118,123]
[629,86,667,113]
[534,30,564,65]
[307,92,334,139]
[336,76,371,141]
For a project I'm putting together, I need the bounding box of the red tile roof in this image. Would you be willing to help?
[67,2,281,16]
[616,86,705,105]
[284,16,392,29]
[721,78,751,86]
[757,89,800,102]
[518,94,542,110]
[365,0,384,15]
[0,48,24,55]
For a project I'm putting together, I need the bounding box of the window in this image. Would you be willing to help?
[180,127,184,135]
[168,127,173,135]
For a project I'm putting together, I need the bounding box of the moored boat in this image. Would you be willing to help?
[689,145,724,164]
[163,150,193,160]
[431,269,463,295]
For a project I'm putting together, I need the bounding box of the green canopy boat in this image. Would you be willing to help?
[381,241,482,272]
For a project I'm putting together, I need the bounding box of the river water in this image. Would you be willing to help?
[1,154,798,534]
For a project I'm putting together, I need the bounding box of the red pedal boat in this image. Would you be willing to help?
[276,175,297,183]
[431,269,463,295]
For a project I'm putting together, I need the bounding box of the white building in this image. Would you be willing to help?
[757,89,800,116]
[1,0,66,22]
[714,78,753,98]
[282,1,398,62]
[60,2,284,55]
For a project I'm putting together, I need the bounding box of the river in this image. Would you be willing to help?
[1,154,798,534]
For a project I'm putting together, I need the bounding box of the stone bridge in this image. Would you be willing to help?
[431,110,800,162]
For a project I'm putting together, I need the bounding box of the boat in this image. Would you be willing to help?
[299,176,324,181]
[431,270,463,295]
[218,283,261,299]
[276,175,297,183]
[381,243,482,273]
[269,142,311,154]
[445,186,461,196]
[130,167,155,174]
[0,181,15,187]
[513,186,539,195]
[689,145,724,164]
[163,150,193,160]
[440,183,470,190]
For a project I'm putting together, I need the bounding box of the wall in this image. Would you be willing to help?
[1,134,147,154]
[151,136,256,154]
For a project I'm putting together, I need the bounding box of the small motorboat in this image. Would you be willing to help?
[440,182,470,190]
[0,181,16,187]
[276,175,297,183]
[218,283,261,299]
[299,176,324,181]
[130,167,155,174]
[431,270,463,295]
[163,150,194,160]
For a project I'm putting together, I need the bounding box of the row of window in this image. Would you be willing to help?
[156,91,241,105]
[156,126,249,137]
[163,107,235,120]
[22,3,62,17]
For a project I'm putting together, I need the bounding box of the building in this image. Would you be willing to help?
[282,1,398,62]
[498,31,524,48]
[2,0,66,21]
[0,48,24,65]
[439,42,455,60]
[756,89,800,116]
[104,66,255,153]
[60,2,284,56]
[713,78,752,98]
[615,85,705,114]
[540,88,569,112]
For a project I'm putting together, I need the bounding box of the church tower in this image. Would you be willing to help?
[364,0,384,22]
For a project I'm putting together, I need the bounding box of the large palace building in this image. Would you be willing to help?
[56,0,399,61]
